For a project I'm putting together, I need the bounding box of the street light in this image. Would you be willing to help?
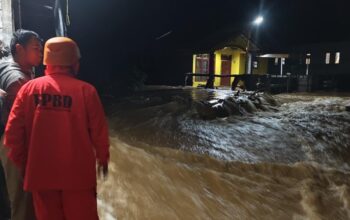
[246,16,264,75]
[253,16,264,26]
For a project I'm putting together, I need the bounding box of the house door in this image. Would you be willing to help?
[221,55,232,86]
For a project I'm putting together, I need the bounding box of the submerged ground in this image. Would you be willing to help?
[98,88,350,220]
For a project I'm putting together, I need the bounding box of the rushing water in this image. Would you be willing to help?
[97,87,350,220]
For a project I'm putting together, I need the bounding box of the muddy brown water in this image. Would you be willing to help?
[97,88,350,220]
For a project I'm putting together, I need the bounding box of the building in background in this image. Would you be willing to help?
[191,33,268,88]
[289,41,350,91]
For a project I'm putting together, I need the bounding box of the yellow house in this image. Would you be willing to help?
[192,35,268,88]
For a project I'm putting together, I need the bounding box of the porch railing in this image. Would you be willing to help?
[184,73,269,91]
[184,73,312,93]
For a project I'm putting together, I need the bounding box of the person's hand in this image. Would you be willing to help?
[97,162,108,180]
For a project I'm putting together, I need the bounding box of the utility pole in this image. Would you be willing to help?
[245,30,253,75]
[245,16,263,75]
[54,0,67,36]
[305,54,311,76]
[280,58,285,76]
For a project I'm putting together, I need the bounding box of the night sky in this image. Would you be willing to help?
[22,0,350,89]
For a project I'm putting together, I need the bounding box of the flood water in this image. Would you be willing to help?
[97,87,350,220]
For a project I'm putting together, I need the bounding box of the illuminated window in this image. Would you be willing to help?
[274,58,278,65]
[253,61,258,69]
[325,52,330,64]
[305,53,311,65]
[306,58,311,65]
[335,52,340,64]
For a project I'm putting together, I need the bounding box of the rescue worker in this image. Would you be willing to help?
[0,29,43,220]
[3,37,110,220]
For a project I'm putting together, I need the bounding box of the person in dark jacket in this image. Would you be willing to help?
[0,29,43,220]
[0,38,11,220]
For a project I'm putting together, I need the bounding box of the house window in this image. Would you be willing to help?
[325,52,330,64]
[274,58,279,66]
[335,52,340,64]
[195,54,210,82]
[253,61,258,69]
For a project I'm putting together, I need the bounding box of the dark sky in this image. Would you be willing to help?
[68,0,350,48]
[22,0,350,87]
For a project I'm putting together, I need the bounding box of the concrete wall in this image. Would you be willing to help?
[0,0,14,46]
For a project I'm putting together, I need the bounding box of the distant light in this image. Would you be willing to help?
[253,16,264,25]
[335,52,340,64]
